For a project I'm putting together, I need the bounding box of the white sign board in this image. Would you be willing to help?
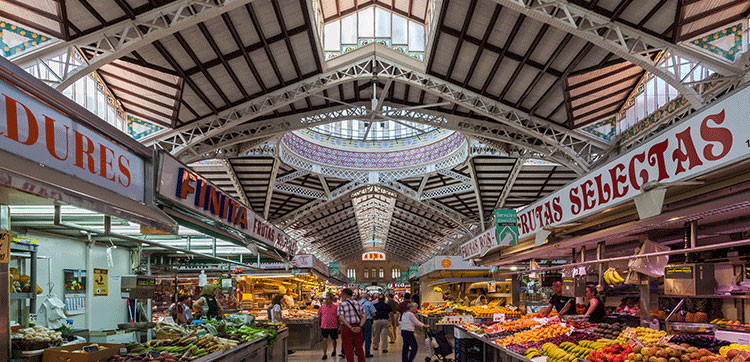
[0,79,145,201]
[158,154,296,255]
[460,226,497,260]
[471,85,750,245]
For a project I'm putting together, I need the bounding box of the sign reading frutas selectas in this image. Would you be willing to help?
[514,85,749,240]
[462,84,750,254]
[0,81,144,201]
[158,154,296,256]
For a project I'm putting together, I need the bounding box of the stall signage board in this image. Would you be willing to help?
[493,313,505,322]
[0,81,145,201]
[463,85,750,244]
[329,262,340,276]
[460,226,496,260]
[408,265,418,278]
[0,231,9,264]
[488,280,497,293]
[495,209,519,246]
[158,154,296,255]
[512,85,750,240]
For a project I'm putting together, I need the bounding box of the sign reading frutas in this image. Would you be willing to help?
[0,81,144,201]
[460,227,496,260]
[495,209,519,246]
[158,154,296,256]
[514,86,748,240]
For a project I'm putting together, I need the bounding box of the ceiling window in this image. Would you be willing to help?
[392,268,400,279]
[309,107,437,140]
[322,5,426,62]
[347,268,357,279]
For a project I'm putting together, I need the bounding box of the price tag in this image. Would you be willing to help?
[506,305,518,311]
[83,345,100,353]
[445,308,453,314]
[28,313,37,324]
[158,316,176,325]
[0,231,10,264]
[626,337,644,348]
[623,329,637,339]
[731,351,750,362]
[493,313,505,322]
[658,335,672,344]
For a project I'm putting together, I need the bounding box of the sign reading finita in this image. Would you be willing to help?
[157,154,296,256]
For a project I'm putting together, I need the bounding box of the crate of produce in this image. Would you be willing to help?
[43,343,123,362]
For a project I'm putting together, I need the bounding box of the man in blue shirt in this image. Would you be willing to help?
[358,293,377,358]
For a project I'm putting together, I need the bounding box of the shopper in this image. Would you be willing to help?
[584,285,605,323]
[542,281,573,317]
[193,284,223,320]
[318,294,338,360]
[372,295,391,353]
[396,292,411,321]
[283,288,296,309]
[358,293,377,358]
[400,302,426,362]
[269,294,284,323]
[337,288,366,362]
[183,295,193,324]
[170,294,187,325]
[386,293,398,344]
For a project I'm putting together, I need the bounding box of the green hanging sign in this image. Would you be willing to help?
[329,262,340,276]
[408,265,419,278]
[494,209,519,246]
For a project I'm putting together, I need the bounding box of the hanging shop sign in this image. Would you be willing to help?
[157,153,296,256]
[460,227,496,260]
[0,79,144,201]
[362,251,385,261]
[329,262,340,276]
[515,85,749,240]
[495,209,519,246]
[418,256,489,277]
[408,265,419,278]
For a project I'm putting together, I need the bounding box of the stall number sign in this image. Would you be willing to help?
[495,209,519,246]
[0,81,145,201]
[665,266,694,279]
[0,231,9,264]
[493,313,505,322]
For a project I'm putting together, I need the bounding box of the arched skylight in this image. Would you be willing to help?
[323,6,426,61]
[310,118,437,141]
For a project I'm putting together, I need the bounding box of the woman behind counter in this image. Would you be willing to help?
[193,284,224,320]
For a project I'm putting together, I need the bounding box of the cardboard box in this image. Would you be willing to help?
[43,343,123,362]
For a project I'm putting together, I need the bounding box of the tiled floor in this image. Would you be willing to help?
[289,329,437,362]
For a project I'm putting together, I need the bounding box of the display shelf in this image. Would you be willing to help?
[662,294,750,299]
[10,243,37,252]
[10,292,35,300]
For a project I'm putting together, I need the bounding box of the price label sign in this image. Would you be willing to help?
[658,335,672,344]
[626,337,644,349]
[493,313,506,322]
[28,313,37,324]
[623,329,637,339]
[731,351,750,362]
[445,308,453,314]
[506,305,518,311]
[0,231,9,264]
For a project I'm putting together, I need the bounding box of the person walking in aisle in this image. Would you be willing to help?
[358,293,377,358]
[386,293,398,344]
[400,303,426,362]
[318,294,338,360]
[337,288,366,362]
[396,292,410,321]
[372,294,392,353]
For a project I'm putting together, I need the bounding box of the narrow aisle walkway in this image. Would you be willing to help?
[289,329,435,362]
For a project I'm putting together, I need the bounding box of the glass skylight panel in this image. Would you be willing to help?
[392,15,408,43]
[359,7,374,37]
[375,7,391,37]
[408,20,425,51]
[324,22,340,51]
[341,14,357,43]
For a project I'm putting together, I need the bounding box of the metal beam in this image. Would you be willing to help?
[264,158,280,219]
[417,174,430,198]
[495,158,526,210]
[274,183,327,200]
[275,170,310,185]
[319,175,331,198]
[220,159,250,207]
[490,0,742,109]
[12,0,255,90]
[421,183,475,200]
[143,44,605,173]
[467,158,484,224]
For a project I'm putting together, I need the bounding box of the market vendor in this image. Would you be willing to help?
[283,288,296,308]
[542,281,573,317]
[584,285,605,323]
[193,284,224,320]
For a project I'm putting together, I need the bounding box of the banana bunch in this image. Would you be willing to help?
[603,267,625,285]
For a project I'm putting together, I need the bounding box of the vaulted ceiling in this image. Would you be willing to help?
[5,0,748,264]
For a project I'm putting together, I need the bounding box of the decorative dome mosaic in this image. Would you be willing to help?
[281,131,466,170]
